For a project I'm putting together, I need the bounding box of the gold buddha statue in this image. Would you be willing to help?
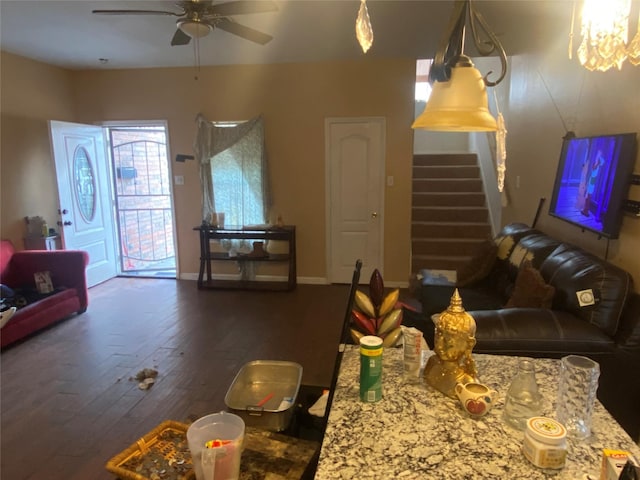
[424,289,478,398]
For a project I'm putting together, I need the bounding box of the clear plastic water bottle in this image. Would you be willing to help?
[503,358,543,430]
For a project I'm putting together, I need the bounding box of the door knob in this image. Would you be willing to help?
[58,208,69,215]
[371,212,378,218]
[63,221,72,226]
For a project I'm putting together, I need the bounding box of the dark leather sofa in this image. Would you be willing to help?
[408,223,640,441]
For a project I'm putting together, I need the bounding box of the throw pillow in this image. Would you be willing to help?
[505,261,555,309]
[34,271,54,294]
[456,239,498,287]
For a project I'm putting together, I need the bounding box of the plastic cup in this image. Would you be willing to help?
[186,411,245,480]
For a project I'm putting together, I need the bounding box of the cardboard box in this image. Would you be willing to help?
[600,450,639,480]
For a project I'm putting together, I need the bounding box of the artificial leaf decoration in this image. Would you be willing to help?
[351,269,403,346]
[369,269,384,307]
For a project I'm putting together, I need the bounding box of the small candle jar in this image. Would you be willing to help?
[522,417,567,469]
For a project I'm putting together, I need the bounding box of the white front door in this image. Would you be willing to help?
[49,121,117,287]
[326,117,385,283]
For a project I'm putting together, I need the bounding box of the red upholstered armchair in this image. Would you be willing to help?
[0,240,89,348]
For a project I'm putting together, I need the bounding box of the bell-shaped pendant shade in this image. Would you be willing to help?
[412,64,497,132]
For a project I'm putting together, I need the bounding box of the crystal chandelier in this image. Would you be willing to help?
[355,0,374,53]
[570,0,640,71]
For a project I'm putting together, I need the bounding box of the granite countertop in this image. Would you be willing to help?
[315,346,640,479]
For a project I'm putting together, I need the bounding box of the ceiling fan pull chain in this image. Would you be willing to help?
[193,34,201,80]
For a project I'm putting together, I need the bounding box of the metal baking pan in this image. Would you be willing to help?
[224,360,302,432]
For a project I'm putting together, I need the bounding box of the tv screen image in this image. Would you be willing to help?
[549,132,637,239]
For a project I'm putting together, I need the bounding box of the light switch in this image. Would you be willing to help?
[387,176,394,187]
[174,175,184,185]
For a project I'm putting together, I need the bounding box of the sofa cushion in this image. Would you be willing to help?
[540,244,632,337]
[11,288,78,317]
[493,223,537,262]
[417,284,505,319]
[506,233,563,276]
[488,224,539,296]
[471,308,616,357]
[505,261,555,309]
[456,239,497,287]
[0,288,82,348]
[615,293,640,352]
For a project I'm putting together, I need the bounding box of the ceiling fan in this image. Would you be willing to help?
[92,0,278,46]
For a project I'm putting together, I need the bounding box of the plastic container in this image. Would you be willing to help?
[522,417,567,469]
[360,335,383,402]
[186,411,245,480]
[225,360,302,431]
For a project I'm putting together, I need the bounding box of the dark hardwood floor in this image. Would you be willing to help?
[1,278,350,480]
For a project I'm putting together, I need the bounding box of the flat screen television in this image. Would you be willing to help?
[548,132,637,239]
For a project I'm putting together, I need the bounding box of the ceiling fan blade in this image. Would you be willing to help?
[207,1,278,17]
[171,28,192,46]
[214,18,273,44]
[92,9,183,16]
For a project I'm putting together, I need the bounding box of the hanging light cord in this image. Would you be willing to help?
[536,66,586,135]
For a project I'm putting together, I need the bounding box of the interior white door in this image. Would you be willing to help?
[49,120,117,287]
[326,117,385,283]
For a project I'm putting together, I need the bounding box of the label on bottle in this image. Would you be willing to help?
[360,336,383,403]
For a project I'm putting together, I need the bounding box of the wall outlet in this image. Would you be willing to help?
[174,175,184,185]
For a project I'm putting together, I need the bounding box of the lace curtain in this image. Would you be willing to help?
[194,114,271,227]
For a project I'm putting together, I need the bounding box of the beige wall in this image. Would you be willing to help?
[1,52,76,247]
[501,39,640,288]
[1,54,416,283]
[2,45,639,288]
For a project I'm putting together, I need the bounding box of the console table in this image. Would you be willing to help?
[194,225,296,291]
[316,346,640,479]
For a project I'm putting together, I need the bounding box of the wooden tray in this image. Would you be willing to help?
[105,420,194,480]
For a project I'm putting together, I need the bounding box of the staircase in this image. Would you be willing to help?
[411,153,492,274]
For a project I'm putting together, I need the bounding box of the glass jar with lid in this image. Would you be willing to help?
[522,416,567,469]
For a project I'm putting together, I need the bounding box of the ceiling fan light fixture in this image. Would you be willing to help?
[178,19,212,38]
[412,58,497,131]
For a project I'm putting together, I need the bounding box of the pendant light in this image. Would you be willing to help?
[412,0,508,132]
